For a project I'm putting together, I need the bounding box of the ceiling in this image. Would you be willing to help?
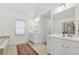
[53,7,75,20]
[0,3,60,18]
[0,3,40,17]
[41,10,51,19]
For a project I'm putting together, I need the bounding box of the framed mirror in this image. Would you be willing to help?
[52,6,76,37]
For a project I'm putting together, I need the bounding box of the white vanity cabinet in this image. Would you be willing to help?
[47,36,66,55]
[0,36,10,55]
[53,38,66,55]
[65,40,79,55]
[47,36,79,55]
[47,36,55,54]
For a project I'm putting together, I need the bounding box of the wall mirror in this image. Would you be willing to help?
[52,7,76,37]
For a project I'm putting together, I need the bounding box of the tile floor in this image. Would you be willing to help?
[17,43,39,55]
[4,42,47,55]
[28,42,47,55]
[4,45,17,55]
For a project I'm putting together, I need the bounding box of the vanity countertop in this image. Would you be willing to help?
[0,35,10,49]
[48,34,79,42]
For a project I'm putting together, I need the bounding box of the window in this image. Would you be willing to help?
[15,20,25,35]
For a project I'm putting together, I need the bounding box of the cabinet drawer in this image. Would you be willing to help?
[54,43,65,55]
[67,40,79,48]
[65,45,79,55]
[54,38,66,55]
[47,47,55,55]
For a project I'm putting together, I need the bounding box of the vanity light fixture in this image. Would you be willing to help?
[60,3,66,8]
[59,3,69,8]
[56,3,70,13]
[56,3,66,12]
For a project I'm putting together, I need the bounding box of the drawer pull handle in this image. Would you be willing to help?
[67,47,69,48]
[62,45,64,47]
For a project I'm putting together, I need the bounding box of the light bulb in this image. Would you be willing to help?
[35,18,40,22]
[60,3,66,8]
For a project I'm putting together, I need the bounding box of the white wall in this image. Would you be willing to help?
[0,9,29,45]
[75,4,79,35]
[34,3,60,17]
[53,3,77,15]
[39,17,51,43]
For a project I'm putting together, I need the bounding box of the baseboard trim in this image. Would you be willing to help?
[8,41,29,46]
[29,40,35,44]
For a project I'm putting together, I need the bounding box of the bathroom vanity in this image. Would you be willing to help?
[47,4,79,55]
[47,34,79,55]
[0,36,10,54]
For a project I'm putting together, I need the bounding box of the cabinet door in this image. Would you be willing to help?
[65,40,79,55]
[47,36,55,54]
[54,38,66,55]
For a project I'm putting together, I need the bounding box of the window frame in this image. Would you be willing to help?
[15,20,26,36]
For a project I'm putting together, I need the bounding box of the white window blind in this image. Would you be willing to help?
[16,20,25,35]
